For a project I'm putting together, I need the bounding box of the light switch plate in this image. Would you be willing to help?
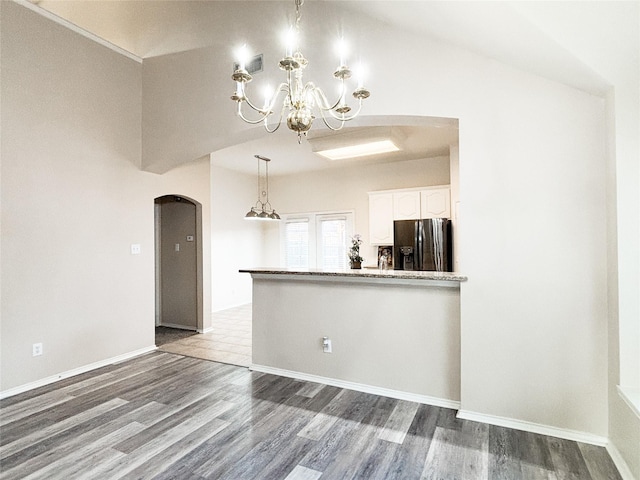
[130,244,141,255]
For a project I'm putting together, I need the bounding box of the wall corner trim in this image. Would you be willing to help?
[606,442,638,480]
[250,363,461,410]
[456,409,608,447]
[617,385,640,419]
[12,0,143,64]
[0,346,157,400]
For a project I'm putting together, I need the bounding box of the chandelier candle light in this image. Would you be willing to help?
[245,155,280,221]
[231,0,371,143]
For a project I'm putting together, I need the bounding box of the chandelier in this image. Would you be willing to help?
[245,155,280,221]
[231,0,371,143]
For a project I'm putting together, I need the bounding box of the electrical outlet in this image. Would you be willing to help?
[32,343,43,357]
[322,337,332,353]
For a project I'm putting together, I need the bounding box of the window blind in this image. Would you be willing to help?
[285,220,309,268]
[318,217,347,269]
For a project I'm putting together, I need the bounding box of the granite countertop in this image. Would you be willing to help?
[239,267,467,283]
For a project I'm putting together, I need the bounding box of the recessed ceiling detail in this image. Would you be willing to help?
[210,118,459,177]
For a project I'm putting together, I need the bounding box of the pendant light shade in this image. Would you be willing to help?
[244,209,259,219]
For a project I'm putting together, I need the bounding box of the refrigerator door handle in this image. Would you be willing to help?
[433,218,443,271]
[416,220,423,270]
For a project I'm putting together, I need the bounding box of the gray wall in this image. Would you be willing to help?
[0,1,212,391]
[252,276,461,403]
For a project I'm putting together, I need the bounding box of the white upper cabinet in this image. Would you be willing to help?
[368,192,394,245]
[420,188,451,218]
[393,191,421,220]
[369,186,451,245]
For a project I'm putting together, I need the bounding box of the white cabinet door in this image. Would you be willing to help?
[420,188,451,218]
[393,191,421,220]
[369,193,394,245]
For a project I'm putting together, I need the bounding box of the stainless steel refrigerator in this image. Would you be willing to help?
[393,218,452,272]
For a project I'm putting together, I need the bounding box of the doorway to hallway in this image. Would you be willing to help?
[154,195,203,332]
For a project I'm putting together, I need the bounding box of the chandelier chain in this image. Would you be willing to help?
[295,0,303,34]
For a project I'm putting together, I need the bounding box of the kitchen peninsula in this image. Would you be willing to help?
[240,267,467,408]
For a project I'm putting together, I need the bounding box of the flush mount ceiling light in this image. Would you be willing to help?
[245,155,280,221]
[308,126,405,160]
[231,0,371,143]
[316,139,400,161]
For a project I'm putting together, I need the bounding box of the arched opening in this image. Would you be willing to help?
[154,194,204,339]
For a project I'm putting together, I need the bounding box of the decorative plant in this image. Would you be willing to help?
[348,234,364,264]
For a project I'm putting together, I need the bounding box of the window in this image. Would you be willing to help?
[318,216,348,269]
[281,211,354,269]
[284,219,309,268]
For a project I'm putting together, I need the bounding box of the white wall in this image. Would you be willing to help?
[0,2,212,392]
[508,3,640,474]
[263,156,451,266]
[458,75,608,437]
[364,18,608,440]
[606,23,640,480]
[141,7,611,441]
[608,24,640,480]
[210,164,264,311]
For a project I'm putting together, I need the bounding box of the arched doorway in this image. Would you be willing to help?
[154,195,203,333]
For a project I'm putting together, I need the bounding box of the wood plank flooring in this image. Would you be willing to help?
[0,352,622,480]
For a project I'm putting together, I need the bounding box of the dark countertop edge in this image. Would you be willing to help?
[239,268,468,283]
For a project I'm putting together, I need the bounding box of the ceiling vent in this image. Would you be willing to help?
[233,54,263,75]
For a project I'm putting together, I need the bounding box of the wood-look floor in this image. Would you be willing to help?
[0,352,622,480]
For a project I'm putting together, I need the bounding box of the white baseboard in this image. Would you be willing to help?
[0,346,157,400]
[158,321,209,334]
[456,409,608,447]
[250,364,461,410]
[606,442,638,480]
[159,323,197,331]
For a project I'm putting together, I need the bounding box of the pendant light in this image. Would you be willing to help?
[245,155,280,221]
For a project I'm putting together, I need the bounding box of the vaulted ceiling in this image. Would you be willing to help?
[27,0,637,175]
[31,0,628,93]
